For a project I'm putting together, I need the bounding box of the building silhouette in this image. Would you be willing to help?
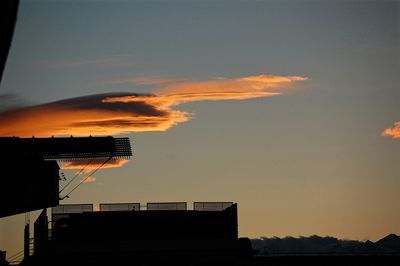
[0,136,132,218]
[26,202,253,266]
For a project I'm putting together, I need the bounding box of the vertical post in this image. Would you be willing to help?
[24,223,29,260]
[34,209,48,256]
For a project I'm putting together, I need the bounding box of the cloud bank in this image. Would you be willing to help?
[0,74,307,137]
[382,121,400,139]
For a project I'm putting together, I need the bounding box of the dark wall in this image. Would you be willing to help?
[52,204,238,241]
[0,160,59,217]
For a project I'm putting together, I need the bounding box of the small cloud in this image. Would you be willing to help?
[80,176,96,183]
[62,159,129,171]
[382,121,400,139]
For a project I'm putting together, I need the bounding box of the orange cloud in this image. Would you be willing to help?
[382,121,400,139]
[0,93,189,136]
[61,159,129,171]
[159,75,307,97]
[0,74,307,137]
[80,176,96,183]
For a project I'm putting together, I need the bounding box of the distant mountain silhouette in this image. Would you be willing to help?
[252,234,400,255]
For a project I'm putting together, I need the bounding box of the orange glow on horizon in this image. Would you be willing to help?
[0,74,307,137]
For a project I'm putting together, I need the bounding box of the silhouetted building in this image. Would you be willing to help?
[29,202,252,266]
[0,137,132,218]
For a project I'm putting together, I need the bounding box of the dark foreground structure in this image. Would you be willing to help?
[24,202,252,266]
[19,203,398,266]
[0,136,132,217]
[1,136,397,265]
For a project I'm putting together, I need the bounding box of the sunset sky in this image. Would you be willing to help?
[1,0,399,257]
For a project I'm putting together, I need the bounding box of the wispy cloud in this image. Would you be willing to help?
[80,176,96,183]
[0,74,307,137]
[0,94,24,112]
[35,54,135,68]
[109,76,187,86]
[382,121,400,139]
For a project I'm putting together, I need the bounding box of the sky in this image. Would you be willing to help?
[1,0,399,258]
